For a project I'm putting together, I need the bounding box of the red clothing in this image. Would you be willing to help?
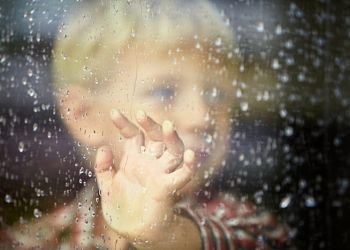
[179,194,290,250]
[0,182,291,249]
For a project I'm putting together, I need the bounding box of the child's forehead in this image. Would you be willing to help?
[119,43,236,78]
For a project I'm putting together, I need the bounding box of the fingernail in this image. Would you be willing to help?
[162,120,174,134]
[96,146,112,166]
[136,110,146,122]
[110,109,120,120]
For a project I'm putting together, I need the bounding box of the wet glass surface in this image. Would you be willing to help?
[0,0,349,249]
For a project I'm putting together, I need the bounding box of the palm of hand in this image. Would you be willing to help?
[95,110,195,239]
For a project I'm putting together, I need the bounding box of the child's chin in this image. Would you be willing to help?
[178,176,203,198]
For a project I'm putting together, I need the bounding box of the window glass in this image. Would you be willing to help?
[0,1,349,249]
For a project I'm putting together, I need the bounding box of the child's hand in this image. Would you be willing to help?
[94,109,195,242]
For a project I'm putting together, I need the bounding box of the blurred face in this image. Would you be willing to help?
[75,48,236,193]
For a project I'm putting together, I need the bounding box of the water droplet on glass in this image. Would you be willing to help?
[239,64,245,72]
[18,141,25,153]
[256,22,264,32]
[285,127,294,137]
[27,68,33,77]
[205,134,213,144]
[280,195,292,208]
[305,196,316,207]
[27,88,36,97]
[33,208,42,218]
[279,109,288,118]
[79,167,84,175]
[5,194,12,203]
[131,28,136,38]
[272,59,280,69]
[211,87,218,98]
[285,40,294,49]
[214,37,222,46]
[33,123,38,131]
[236,88,242,98]
[240,102,249,112]
[275,24,282,35]
[88,171,93,177]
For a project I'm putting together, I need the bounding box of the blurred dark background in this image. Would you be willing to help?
[1,0,349,249]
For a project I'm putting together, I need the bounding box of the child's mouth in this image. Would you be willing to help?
[194,150,209,166]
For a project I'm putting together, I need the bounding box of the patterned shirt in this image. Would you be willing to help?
[0,182,291,249]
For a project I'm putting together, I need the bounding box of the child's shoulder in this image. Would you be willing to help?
[178,192,291,250]
[0,182,99,249]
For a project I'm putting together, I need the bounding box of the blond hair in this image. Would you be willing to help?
[52,0,237,89]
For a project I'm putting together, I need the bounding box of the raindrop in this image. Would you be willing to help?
[240,102,249,112]
[280,74,289,83]
[131,28,136,38]
[256,22,264,32]
[88,171,93,177]
[280,195,292,208]
[4,194,12,203]
[22,78,28,86]
[236,88,242,98]
[27,68,33,77]
[256,157,262,166]
[239,64,245,72]
[285,127,294,137]
[305,196,316,207]
[205,134,213,144]
[27,88,36,97]
[79,167,84,175]
[204,171,209,179]
[285,40,294,49]
[272,59,280,69]
[279,109,288,118]
[275,24,282,35]
[254,190,263,204]
[211,87,218,98]
[214,37,222,46]
[297,73,305,82]
[33,208,42,218]
[18,141,25,153]
[33,123,38,131]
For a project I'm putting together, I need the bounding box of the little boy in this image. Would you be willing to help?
[1,0,290,249]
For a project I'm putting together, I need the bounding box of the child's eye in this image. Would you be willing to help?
[150,86,175,102]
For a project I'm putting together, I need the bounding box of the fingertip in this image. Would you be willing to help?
[184,149,195,164]
[162,120,174,135]
[136,110,146,122]
[110,108,121,121]
[96,146,113,170]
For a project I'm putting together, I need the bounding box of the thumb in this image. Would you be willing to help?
[95,146,115,194]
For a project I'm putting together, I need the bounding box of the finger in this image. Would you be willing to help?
[124,131,145,154]
[110,109,139,138]
[136,110,165,157]
[159,150,183,173]
[111,109,144,153]
[162,120,185,157]
[165,149,195,190]
[95,146,115,194]
[136,110,162,141]
[145,142,166,158]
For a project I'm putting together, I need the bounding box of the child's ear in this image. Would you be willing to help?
[57,85,101,146]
